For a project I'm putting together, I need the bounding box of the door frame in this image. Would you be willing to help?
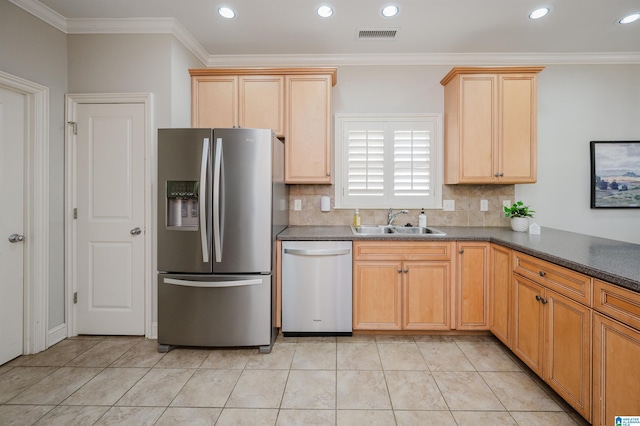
[65,93,154,338]
[0,70,49,355]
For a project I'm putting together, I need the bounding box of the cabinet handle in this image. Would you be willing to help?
[459,249,464,254]
[541,298,548,304]
[403,269,408,273]
[535,295,541,302]
[397,269,402,273]
[494,173,499,177]
[499,172,504,177]
[539,271,546,277]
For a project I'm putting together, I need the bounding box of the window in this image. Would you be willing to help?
[334,114,443,209]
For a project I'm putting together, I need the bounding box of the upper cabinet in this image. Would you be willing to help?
[190,68,337,184]
[285,74,333,184]
[440,67,544,184]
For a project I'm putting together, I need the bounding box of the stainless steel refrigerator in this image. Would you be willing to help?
[157,128,288,353]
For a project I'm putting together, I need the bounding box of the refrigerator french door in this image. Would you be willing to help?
[157,128,288,353]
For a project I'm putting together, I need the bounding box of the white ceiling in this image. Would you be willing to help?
[11,0,640,66]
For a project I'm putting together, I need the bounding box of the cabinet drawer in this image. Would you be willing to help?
[353,241,451,261]
[513,252,591,306]
[593,280,640,331]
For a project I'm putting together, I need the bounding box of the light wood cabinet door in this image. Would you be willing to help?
[191,75,238,128]
[499,74,537,183]
[456,242,490,330]
[239,75,284,136]
[441,67,543,184]
[545,290,591,422]
[353,261,402,330]
[593,313,640,426]
[490,244,512,346]
[403,261,451,330]
[285,74,332,184]
[512,274,545,376]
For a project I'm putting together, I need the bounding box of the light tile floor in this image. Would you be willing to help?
[0,334,590,425]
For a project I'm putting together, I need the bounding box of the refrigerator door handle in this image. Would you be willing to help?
[199,138,210,263]
[283,248,351,256]
[213,138,223,263]
[164,278,262,288]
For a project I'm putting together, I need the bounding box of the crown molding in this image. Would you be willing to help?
[66,18,209,64]
[10,0,640,68]
[204,52,640,67]
[9,0,67,32]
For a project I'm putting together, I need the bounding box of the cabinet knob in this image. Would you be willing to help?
[535,295,541,302]
[539,271,546,277]
[459,249,464,254]
[499,172,504,177]
[403,269,408,273]
[541,298,548,304]
[494,173,499,177]
[398,269,402,273]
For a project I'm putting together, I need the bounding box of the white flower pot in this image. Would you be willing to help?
[510,217,529,232]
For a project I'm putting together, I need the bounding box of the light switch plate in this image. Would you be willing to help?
[294,199,302,211]
[443,200,455,211]
[480,199,488,211]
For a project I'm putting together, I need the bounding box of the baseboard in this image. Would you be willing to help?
[47,323,67,348]
[149,321,158,339]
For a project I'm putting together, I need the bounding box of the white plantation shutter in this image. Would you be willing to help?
[393,129,430,196]
[348,129,384,196]
[335,114,442,209]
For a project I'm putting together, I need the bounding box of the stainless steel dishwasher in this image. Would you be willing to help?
[282,241,352,336]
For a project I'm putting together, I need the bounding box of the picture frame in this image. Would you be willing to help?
[590,141,640,208]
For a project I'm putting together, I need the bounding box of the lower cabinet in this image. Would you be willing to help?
[592,279,640,426]
[455,242,490,330]
[512,273,592,421]
[489,244,512,346]
[352,241,452,331]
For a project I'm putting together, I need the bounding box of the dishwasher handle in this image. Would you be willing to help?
[283,248,351,256]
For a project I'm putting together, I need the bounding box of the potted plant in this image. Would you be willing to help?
[503,201,535,232]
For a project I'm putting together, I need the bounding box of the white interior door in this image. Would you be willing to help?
[0,86,25,363]
[75,103,145,335]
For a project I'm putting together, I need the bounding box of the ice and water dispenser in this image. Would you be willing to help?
[165,181,199,229]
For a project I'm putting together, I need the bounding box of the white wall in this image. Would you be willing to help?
[517,65,640,244]
[171,38,203,127]
[0,0,68,330]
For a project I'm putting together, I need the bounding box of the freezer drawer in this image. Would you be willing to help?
[282,241,352,335]
[158,273,273,352]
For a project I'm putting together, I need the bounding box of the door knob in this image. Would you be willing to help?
[130,227,142,236]
[8,234,24,243]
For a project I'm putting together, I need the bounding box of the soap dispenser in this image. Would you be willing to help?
[353,209,361,227]
[418,209,427,228]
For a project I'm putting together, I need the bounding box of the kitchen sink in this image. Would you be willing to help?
[351,225,446,236]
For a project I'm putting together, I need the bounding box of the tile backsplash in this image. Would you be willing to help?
[289,184,515,227]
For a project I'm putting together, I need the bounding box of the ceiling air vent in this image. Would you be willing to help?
[357,28,399,40]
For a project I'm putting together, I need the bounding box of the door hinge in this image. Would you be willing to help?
[73,208,77,219]
[73,292,77,304]
[68,121,78,135]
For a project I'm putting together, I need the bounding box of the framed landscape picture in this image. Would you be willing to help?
[590,141,640,208]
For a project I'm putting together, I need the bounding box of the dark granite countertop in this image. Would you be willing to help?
[278,225,640,294]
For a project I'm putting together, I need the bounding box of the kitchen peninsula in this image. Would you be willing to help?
[278,225,640,423]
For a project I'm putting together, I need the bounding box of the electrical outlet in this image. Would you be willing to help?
[294,199,302,211]
[480,199,488,211]
[443,200,455,211]
[503,200,511,209]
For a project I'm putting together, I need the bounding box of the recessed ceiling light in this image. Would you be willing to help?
[317,5,334,18]
[218,6,236,19]
[381,5,399,18]
[619,13,640,24]
[529,7,550,20]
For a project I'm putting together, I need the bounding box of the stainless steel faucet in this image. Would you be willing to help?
[387,208,409,226]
